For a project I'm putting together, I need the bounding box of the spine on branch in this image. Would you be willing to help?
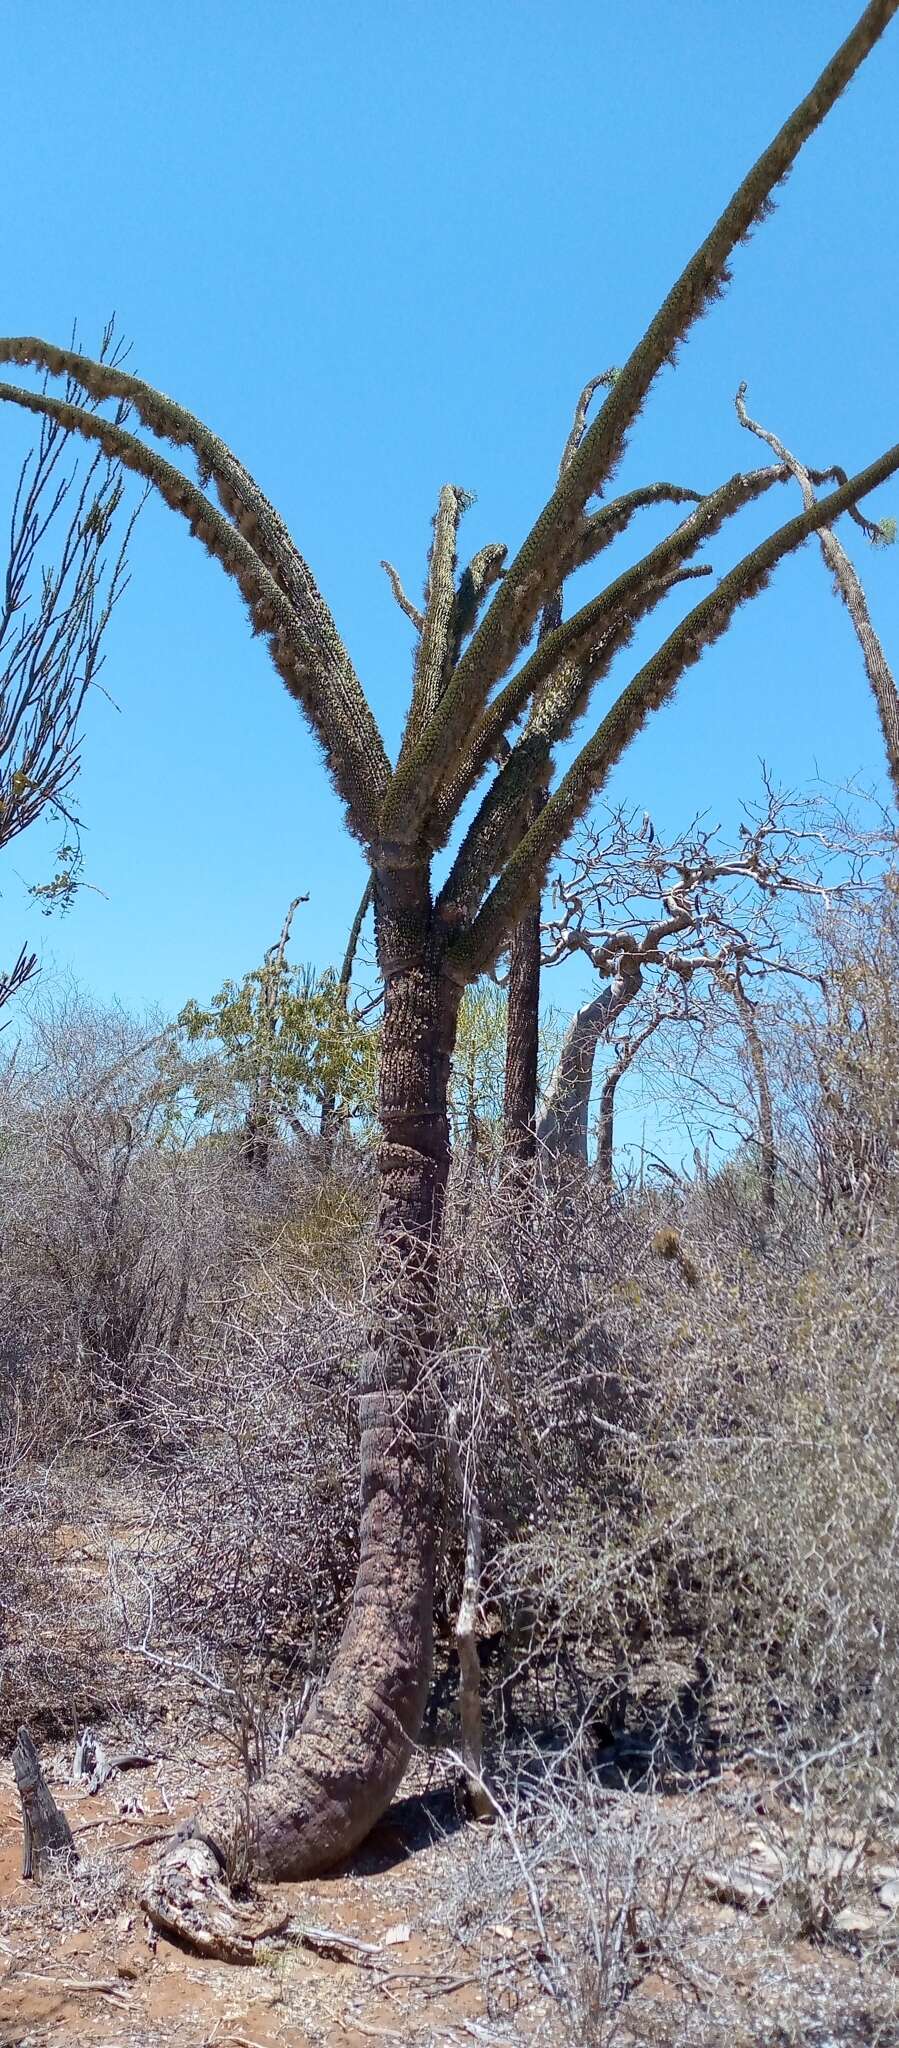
[0,357,391,843]
[385,0,898,829]
[450,442,899,980]
[432,464,789,847]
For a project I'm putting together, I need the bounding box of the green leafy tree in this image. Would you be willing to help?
[452,981,561,1159]
[451,982,508,1156]
[177,898,376,1172]
[1,1,897,1949]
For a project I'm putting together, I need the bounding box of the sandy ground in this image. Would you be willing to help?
[4,1508,899,2045]
[0,1741,519,2047]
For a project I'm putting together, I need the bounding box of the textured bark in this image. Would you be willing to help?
[144,865,460,1943]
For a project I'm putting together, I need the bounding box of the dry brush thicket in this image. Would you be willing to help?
[1,880,898,2034]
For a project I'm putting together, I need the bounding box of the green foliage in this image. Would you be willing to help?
[177,948,377,1141]
[449,982,563,1152]
[27,841,84,916]
[451,982,508,1150]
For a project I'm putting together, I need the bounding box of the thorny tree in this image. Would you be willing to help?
[0,325,139,1014]
[1,1,898,1953]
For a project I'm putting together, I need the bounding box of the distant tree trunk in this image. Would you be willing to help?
[242,896,302,1177]
[537,985,617,1167]
[320,875,373,1161]
[145,866,461,1933]
[502,822,544,1162]
[596,1066,618,1187]
[596,1018,663,1185]
[730,977,777,1214]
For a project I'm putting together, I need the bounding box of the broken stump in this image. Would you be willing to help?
[11,1725,76,1879]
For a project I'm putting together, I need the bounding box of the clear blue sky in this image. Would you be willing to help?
[2,1,898,1052]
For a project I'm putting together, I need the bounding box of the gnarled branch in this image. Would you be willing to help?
[380,560,424,633]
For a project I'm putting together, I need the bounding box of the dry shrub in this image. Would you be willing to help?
[0,1377,133,1740]
[0,990,372,1739]
[441,1162,899,1790]
[437,882,899,1812]
[441,1743,899,2045]
[113,1276,365,1708]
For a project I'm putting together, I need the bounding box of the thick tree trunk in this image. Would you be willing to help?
[143,865,460,1948]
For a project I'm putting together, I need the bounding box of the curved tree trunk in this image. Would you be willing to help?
[536,985,615,1166]
[143,864,460,1947]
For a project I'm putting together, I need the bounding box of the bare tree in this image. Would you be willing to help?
[0,3,896,1946]
[0,325,139,1011]
[537,789,874,1196]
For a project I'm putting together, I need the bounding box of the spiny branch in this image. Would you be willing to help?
[400,483,473,761]
[380,560,424,632]
[438,564,712,923]
[736,382,899,804]
[0,338,370,715]
[570,480,704,573]
[0,378,390,841]
[391,0,899,825]
[557,369,619,476]
[0,338,323,606]
[450,542,508,654]
[448,439,899,979]
[431,464,791,844]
